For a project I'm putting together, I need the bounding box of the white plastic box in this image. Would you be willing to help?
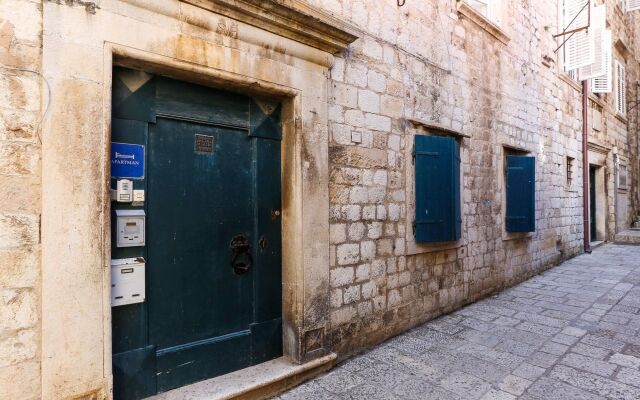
[111,258,146,307]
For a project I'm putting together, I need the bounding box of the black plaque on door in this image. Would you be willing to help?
[194,134,214,153]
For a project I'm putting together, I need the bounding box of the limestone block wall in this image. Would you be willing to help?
[305,0,640,356]
[0,0,43,399]
[0,0,638,398]
[595,1,640,236]
[623,10,640,222]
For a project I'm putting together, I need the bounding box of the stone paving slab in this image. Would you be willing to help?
[277,244,640,399]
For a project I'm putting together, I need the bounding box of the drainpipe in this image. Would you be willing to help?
[582,80,592,253]
[613,147,618,234]
[637,82,640,220]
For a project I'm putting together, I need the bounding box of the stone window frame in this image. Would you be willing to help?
[566,155,576,189]
[404,119,470,255]
[614,58,627,119]
[464,0,503,24]
[456,0,510,45]
[500,144,535,241]
[617,157,628,191]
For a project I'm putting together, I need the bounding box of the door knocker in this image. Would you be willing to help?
[230,235,252,275]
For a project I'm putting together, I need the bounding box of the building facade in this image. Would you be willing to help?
[0,0,639,399]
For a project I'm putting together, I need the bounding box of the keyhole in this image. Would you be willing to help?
[259,237,268,250]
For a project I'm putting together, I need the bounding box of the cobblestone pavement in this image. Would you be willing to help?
[278,244,640,400]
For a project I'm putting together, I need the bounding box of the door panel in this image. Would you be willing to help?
[111,68,283,399]
[147,118,254,350]
[590,166,597,241]
[155,332,251,393]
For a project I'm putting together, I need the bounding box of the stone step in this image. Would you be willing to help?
[615,229,640,244]
[146,354,337,400]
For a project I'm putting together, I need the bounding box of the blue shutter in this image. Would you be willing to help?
[506,155,536,232]
[414,135,461,243]
[453,143,462,240]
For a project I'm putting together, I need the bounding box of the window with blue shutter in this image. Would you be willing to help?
[505,155,536,233]
[414,135,461,243]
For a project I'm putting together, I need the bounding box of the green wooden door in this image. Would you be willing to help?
[110,68,283,399]
[590,166,597,241]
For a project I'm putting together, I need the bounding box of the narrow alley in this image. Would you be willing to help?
[279,244,640,400]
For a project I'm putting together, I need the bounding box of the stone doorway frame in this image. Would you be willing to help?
[40,1,358,398]
[588,143,610,242]
[106,40,319,358]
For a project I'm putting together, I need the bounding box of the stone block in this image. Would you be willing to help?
[367,70,386,93]
[358,89,380,113]
[332,82,358,108]
[330,288,342,308]
[0,248,38,288]
[0,110,38,142]
[343,285,360,304]
[361,281,377,299]
[0,213,38,249]
[331,306,356,326]
[0,361,40,400]
[360,241,375,261]
[348,222,366,241]
[342,205,361,221]
[344,109,365,127]
[330,223,347,244]
[345,63,368,87]
[0,1,42,44]
[0,142,39,176]
[349,186,368,204]
[0,288,37,331]
[0,73,40,112]
[560,353,617,377]
[355,263,370,282]
[337,244,360,265]
[364,113,391,131]
[498,374,532,396]
[0,328,37,367]
[331,266,354,287]
[367,221,383,239]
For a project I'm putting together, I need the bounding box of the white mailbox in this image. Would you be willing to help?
[116,209,145,247]
[111,258,145,307]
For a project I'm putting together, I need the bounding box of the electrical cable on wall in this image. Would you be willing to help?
[0,66,51,144]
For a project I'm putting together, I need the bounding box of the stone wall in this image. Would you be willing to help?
[304,0,640,356]
[0,0,42,399]
[0,0,638,398]
[624,10,640,223]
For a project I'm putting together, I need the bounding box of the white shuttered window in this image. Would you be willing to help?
[579,5,606,80]
[564,31,594,70]
[591,30,612,93]
[563,0,590,30]
[615,60,627,116]
[561,0,593,70]
[627,0,640,12]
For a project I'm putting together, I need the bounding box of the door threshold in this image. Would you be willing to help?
[590,240,605,249]
[145,353,337,400]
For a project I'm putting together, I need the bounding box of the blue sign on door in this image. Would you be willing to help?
[111,142,145,179]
